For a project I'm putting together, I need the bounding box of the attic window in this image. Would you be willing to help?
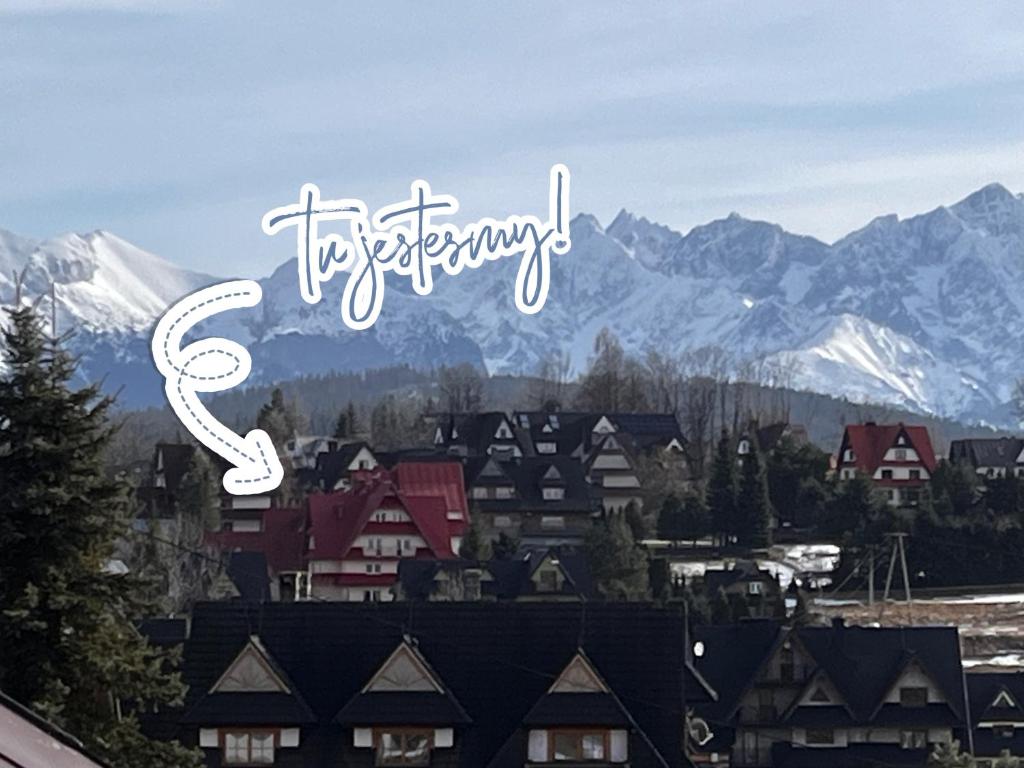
[738,440,751,455]
[843,449,856,462]
[899,687,927,707]
[543,488,565,501]
[894,448,908,461]
[518,414,530,428]
[549,415,560,430]
[537,442,557,454]
[994,690,1017,708]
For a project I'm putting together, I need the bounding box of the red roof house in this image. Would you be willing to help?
[837,422,937,506]
[306,463,469,602]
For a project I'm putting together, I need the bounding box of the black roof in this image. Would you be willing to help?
[772,742,928,768]
[435,412,531,457]
[694,621,966,726]
[397,548,598,601]
[175,602,686,767]
[225,551,272,602]
[949,437,1024,468]
[512,411,685,456]
[139,617,189,646]
[703,561,780,593]
[464,455,596,514]
[968,671,1024,724]
[310,441,374,489]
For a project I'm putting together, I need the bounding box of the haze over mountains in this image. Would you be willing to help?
[1,183,1022,426]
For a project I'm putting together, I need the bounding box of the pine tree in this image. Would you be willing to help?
[0,304,201,768]
[458,518,492,561]
[708,430,737,545]
[736,438,773,548]
[492,531,520,560]
[584,512,650,600]
[657,493,685,544]
[333,400,359,439]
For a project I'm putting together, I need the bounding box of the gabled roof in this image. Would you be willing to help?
[394,461,468,518]
[968,672,1024,724]
[840,423,938,473]
[306,473,460,560]
[182,635,315,726]
[435,412,529,457]
[210,506,306,574]
[396,547,598,602]
[695,621,966,726]
[0,690,112,768]
[464,456,595,513]
[949,438,1024,469]
[313,441,375,489]
[177,602,686,767]
[336,639,471,726]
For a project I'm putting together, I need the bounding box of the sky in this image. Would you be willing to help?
[2,1,1024,278]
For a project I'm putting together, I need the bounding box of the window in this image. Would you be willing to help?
[223,731,274,765]
[541,516,566,530]
[757,689,775,722]
[909,469,921,481]
[550,730,607,761]
[900,687,928,707]
[843,449,856,462]
[805,729,834,746]
[365,563,382,574]
[494,515,513,528]
[537,442,557,454]
[881,469,894,480]
[364,589,382,602]
[377,730,431,765]
[543,487,565,501]
[538,569,559,593]
[996,725,1016,739]
[470,487,489,499]
[748,581,763,596]
[894,448,908,461]
[900,730,927,749]
[495,486,514,500]
[738,440,751,455]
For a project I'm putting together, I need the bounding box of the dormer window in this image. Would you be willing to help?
[537,441,557,454]
[543,487,565,501]
[843,449,855,462]
[894,448,908,461]
[738,440,751,455]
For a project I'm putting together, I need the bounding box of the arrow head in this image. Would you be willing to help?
[222,429,284,496]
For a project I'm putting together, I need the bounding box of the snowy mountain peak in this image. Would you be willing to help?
[2,181,1022,422]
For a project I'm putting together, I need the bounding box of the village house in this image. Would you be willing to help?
[160,601,688,767]
[949,437,1024,481]
[691,619,967,768]
[305,463,469,602]
[703,561,784,620]
[432,411,532,459]
[967,672,1024,766]
[836,423,937,507]
[394,547,597,602]
[463,455,598,544]
[301,440,379,491]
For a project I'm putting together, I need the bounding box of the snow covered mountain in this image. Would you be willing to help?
[2,182,1023,424]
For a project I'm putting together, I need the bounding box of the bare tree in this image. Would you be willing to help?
[530,350,573,410]
[439,363,484,413]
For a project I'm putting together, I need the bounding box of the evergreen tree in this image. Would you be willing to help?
[708,430,738,544]
[492,531,521,560]
[0,304,201,768]
[680,492,712,543]
[584,512,650,600]
[333,400,359,439]
[824,473,886,545]
[256,387,302,446]
[656,493,685,544]
[458,518,492,561]
[736,438,773,548]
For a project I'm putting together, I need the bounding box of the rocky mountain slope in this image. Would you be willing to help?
[1,183,1022,424]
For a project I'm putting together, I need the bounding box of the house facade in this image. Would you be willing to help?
[968,672,1024,766]
[949,438,1024,481]
[692,619,967,768]
[306,464,469,602]
[836,423,937,507]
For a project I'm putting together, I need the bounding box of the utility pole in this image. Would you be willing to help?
[867,547,875,608]
[879,533,912,624]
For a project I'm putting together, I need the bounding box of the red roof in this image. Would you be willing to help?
[840,423,937,474]
[307,472,463,561]
[394,461,469,519]
[210,507,306,573]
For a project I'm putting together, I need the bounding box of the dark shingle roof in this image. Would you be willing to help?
[177,602,685,767]
[949,438,1024,469]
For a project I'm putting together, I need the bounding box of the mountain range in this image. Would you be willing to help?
[1,182,1022,426]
